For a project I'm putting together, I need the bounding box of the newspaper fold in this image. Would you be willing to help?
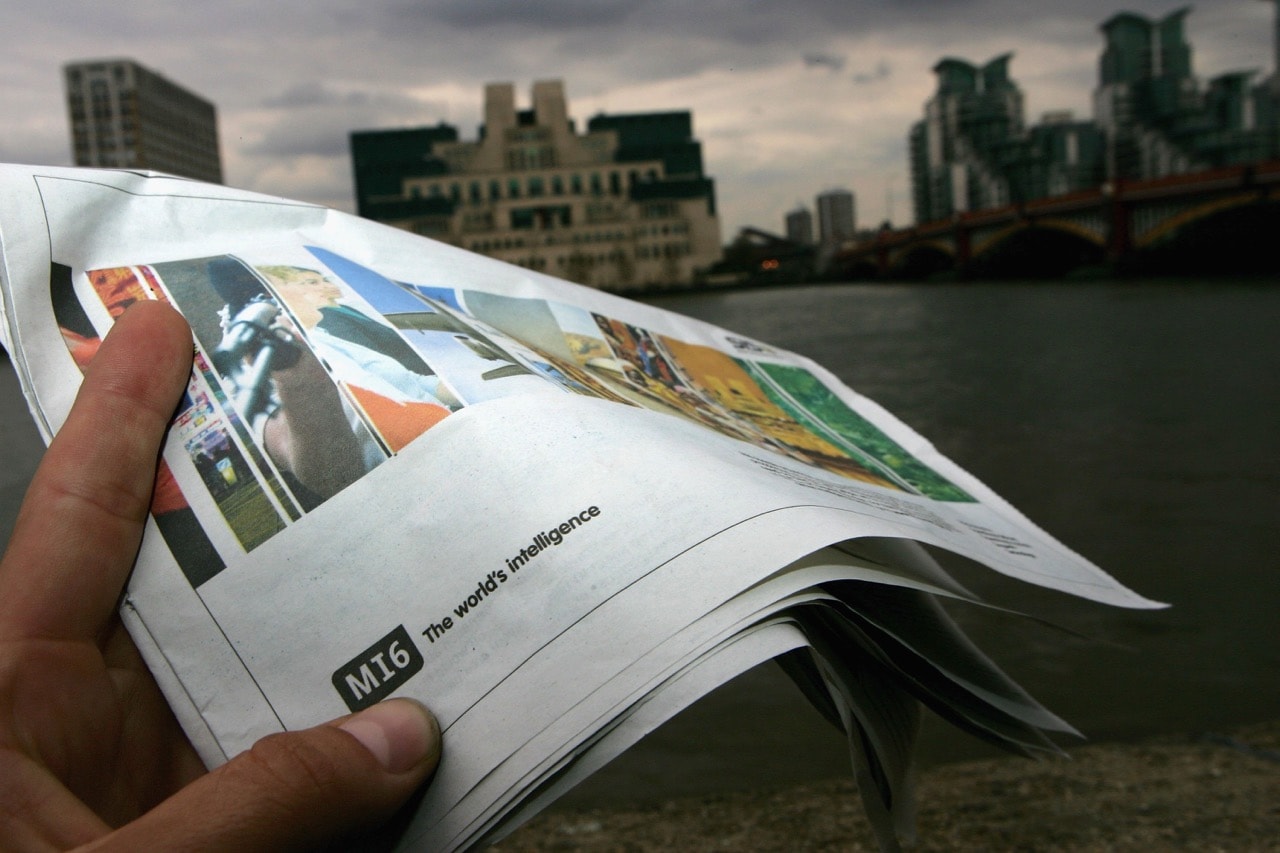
[0,165,1163,852]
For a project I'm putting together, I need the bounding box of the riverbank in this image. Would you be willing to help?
[496,720,1280,851]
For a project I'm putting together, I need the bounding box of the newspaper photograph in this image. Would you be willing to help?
[0,165,1163,851]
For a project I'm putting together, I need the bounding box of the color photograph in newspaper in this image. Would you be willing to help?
[0,165,1162,852]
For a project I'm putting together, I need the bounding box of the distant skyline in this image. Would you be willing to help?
[1,1,1275,236]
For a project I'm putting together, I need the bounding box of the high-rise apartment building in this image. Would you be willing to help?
[909,55,1027,224]
[64,59,223,183]
[351,80,721,292]
[815,189,856,246]
[1093,9,1274,180]
[784,206,814,245]
[909,8,1280,224]
[1263,0,1280,95]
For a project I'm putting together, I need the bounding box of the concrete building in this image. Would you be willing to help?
[908,6,1280,224]
[1262,0,1280,95]
[816,189,856,246]
[1023,111,1107,199]
[1094,7,1278,180]
[1093,9,1203,180]
[63,59,222,183]
[909,55,1027,224]
[784,206,814,245]
[350,80,722,291]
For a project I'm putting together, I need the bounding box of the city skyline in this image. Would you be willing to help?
[2,1,1275,236]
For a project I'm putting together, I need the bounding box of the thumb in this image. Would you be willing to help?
[84,699,440,853]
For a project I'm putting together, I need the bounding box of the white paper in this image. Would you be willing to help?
[0,165,1164,852]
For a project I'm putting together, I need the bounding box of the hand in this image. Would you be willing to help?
[0,301,440,851]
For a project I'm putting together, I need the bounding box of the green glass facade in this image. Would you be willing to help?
[351,124,459,220]
[910,6,1280,224]
[347,81,721,291]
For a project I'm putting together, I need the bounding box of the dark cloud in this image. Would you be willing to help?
[804,53,847,72]
[415,0,642,30]
[258,82,425,111]
[380,0,1138,45]
[4,0,1273,231]
[246,84,445,158]
[261,82,352,110]
[350,0,1207,93]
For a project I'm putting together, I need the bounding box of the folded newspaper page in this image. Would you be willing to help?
[0,165,1163,851]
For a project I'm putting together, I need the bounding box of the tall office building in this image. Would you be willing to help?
[1092,9,1278,180]
[816,189,855,246]
[909,55,1026,224]
[1092,10,1201,180]
[1263,0,1280,94]
[351,80,722,291]
[908,9,1280,224]
[784,206,814,245]
[64,59,223,183]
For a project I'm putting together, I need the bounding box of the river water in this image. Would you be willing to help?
[581,277,1280,805]
[1,278,1276,806]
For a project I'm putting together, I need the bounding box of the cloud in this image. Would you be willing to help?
[257,81,428,113]
[241,83,449,158]
[852,60,892,84]
[2,0,1273,234]
[804,53,847,72]
[408,0,642,30]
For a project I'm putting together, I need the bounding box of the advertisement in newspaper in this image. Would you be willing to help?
[0,166,1163,850]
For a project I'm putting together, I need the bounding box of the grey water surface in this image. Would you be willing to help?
[588,277,1280,805]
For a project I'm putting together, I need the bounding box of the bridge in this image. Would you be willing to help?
[835,160,1280,279]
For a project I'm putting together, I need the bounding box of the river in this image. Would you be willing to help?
[1,278,1276,806]
[577,277,1280,805]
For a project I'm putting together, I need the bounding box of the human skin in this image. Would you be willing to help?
[0,302,439,852]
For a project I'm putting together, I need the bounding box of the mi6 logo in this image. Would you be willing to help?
[332,625,424,712]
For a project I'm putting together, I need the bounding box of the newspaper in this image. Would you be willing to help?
[0,165,1163,851]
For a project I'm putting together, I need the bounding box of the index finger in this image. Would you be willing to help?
[0,301,192,641]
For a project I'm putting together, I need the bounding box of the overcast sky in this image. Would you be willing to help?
[2,1,1275,237]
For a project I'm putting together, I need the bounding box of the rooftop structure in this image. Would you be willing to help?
[350,80,721,291]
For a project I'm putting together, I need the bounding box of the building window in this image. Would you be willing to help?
[528,176,544,197]
[412,219,448,237]
[552,175,564,195]
[508,178,521,198]
[463,211,494,231]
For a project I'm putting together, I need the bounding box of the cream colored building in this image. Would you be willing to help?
[351,81,722,292]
